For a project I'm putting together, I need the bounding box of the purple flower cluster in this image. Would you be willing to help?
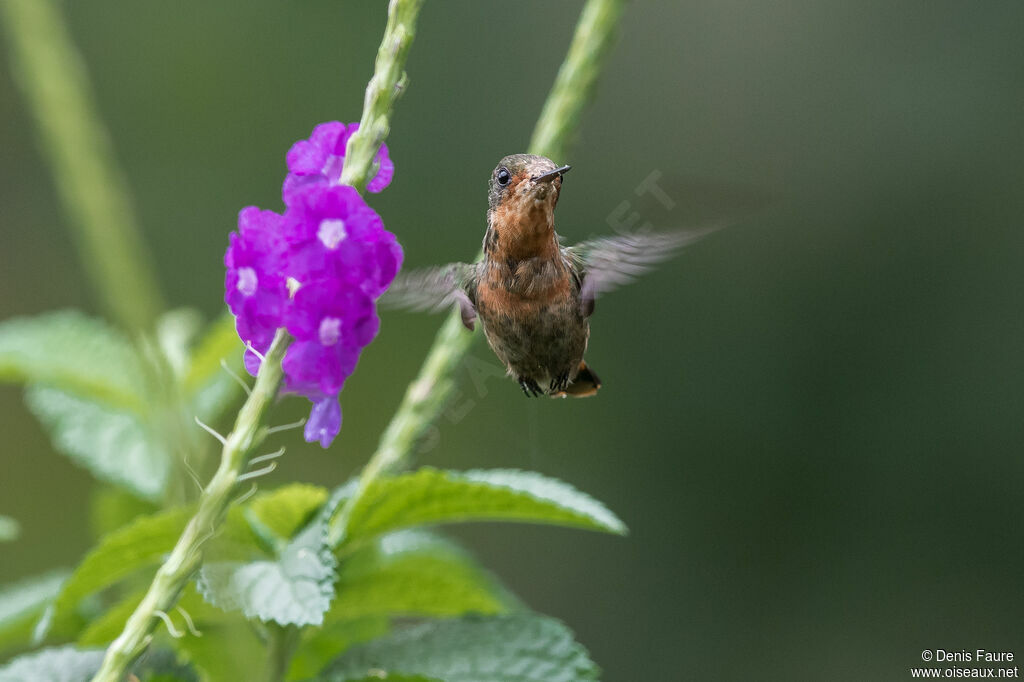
[225,122,401,448]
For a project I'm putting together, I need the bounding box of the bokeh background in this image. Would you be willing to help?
[3,1,1024,679]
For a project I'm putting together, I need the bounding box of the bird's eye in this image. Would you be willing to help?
[496,167,511,186]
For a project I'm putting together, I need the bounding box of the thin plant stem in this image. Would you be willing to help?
[340,0,425,193]
[327,0,625,548]
[89,330,289,682]
[1,0,165,333]
[264,624,301,682]
[89,0,426,676]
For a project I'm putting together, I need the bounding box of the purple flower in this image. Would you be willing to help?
[282,184,403,297]
[225,165,402,449]
[224,207,288,355]
[283,122,394,205]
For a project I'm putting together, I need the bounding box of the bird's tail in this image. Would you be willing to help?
[558,361,601,398]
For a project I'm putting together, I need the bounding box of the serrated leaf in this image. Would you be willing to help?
[317,614,600,682]
[330,530,516,622]
[172,616,262,682]
[183,313,245,424]
[286,616,389,682]
[247,483,329,542]
[25,385,171,501]
[0,570,68,653]
[0,311,145,410]
[77,585,222,647]
[46,506,255,640]
[46,507,192,638]
[0,645,104,682]
[345,468,626,543]
[0,517,18,543]
[197,488,345,626]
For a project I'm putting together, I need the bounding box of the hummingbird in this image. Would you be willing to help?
[382,154,714,397]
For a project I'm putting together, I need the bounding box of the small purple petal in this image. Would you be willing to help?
[304,396,342,448]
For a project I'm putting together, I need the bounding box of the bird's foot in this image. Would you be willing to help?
[518,376,543,397]
[549,371,570,394]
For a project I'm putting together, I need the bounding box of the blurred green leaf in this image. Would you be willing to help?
[247,483,329,543]
[286,617,389,682]
[345,468,627,542]
[45,506,254,639]
[331,530,516,622]
[316,613,600,682]
[0,311,145,410]
[89,485,159,539]
[172,611,264,682]
[0,517,18,543]
[155,308,203,380]
[46,507,191,638]
[183,313,245,424]
[0,645,104,682]
[197,488,344,627]
[0,570,68,653]
[77,585,222,647]
[26,385,171,501]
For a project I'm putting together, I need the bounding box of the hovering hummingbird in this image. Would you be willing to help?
[383,154,714,398]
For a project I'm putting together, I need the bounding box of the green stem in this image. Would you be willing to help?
[89,331,290,682]
[327,0,625,548]
[264,624,301,682]
[1,0,165,333]
[340,0,425,193]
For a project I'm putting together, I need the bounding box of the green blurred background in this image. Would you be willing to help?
[3,1,1024,679]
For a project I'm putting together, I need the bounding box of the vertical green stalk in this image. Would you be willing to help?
[340,0,425,193]
[89,330,290,682]
[1,0,164,333]
[327,0,625,547]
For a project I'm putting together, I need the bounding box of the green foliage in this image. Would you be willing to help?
[316,614,600,682]
[44,505,254,640]
[0,517,18,543]
[286,617,389,682]
[247,483,330,543]
[0,311,145,409]
[183,313,245,424]
[344,467,627,542]
[0,645,105,682]
[26,385,172,501]
[0,570,68,653]
[331,530,517,622]
[197,488,344,627]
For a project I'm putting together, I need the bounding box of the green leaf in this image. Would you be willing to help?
[197,489,344,626]
[330,530,516,622]
[0,311,145,410]
[46,504,258,640]
[25,385,171,501]
[345,468,626,542]
[77,584,219,647]
[0,517,18,543]
[183,314,245,424]
[286,617,389,682]
[0,570,68,653]
[247,483,329,543]
[172,613,264,682]
[316,614,600,682]
[89,485,160,539]
[0,645,104,682]
[45,507,192,638]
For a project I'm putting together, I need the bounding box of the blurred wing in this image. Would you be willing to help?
[379,263,479,330]
[566,227,720,316]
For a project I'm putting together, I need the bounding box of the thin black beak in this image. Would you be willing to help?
[531,165,571,183]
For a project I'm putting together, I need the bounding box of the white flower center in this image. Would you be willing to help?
[236,267,258,296]
[317,218,347,249]
[318,317,341,346]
